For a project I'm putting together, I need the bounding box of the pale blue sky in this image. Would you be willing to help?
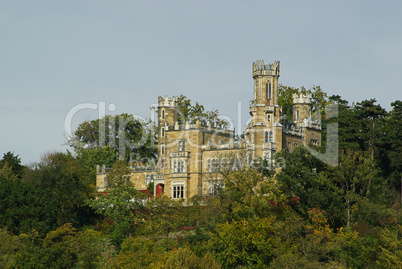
[1,1,401,164]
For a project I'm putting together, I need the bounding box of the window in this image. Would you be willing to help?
[178,140,186,151]
[162,109,165,119]
[208,158,220,172]
[161,127,165,137]
[265,131,269,143]
[173,185,184,198]
[161,145,165,155]
[269,131,273,142]
[296,110,300,121]
[146,175,153,186]
[173,160,185,173]
[265,82,272,99]
[209,180,222,196]
[178,161,183,173]
[161,159,164,168]
[267,115,271,122]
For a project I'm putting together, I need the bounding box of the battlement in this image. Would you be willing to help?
[164,120,234,136]
[253,60,280,78]
[158,96,178,107]
[203,139,244,150]
[292,93,312,104]
[283,118,321,134]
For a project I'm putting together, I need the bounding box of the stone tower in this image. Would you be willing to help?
[252,60,280,106]
[157,96,178,172]
[157,96,178,133]
[292,93,312,128]
[246,60,282,159]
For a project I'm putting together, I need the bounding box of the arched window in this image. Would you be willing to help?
[265,131,269,143]
[269,131,273,142]
[266,82,272,99]
[162,109,165,119]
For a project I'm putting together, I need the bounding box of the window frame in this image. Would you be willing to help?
[173,185,184,199]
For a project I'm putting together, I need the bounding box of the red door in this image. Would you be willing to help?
[156,184,164,197]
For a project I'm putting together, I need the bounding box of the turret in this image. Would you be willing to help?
[158,96,178,127]
[292,93,312,126]
[157,96,178,158]
[252,60,280,106]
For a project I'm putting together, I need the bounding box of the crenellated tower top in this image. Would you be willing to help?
[292,93,312,104]
[252,60,280,78]
[158,96,178,107]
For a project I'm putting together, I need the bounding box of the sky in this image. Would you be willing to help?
[1,0,401,164]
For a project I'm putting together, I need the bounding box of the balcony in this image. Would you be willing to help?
[263,142,276,150]
[246,144,255,150]
[265,105,274,113]
[170,151,190,158]
[170,172,189,178]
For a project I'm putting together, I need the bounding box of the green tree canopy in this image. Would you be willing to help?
[278,85,329,122]
[68,113,157,162]
[22,152,94,228]
[176,94,228,127]
[0,152,25,178]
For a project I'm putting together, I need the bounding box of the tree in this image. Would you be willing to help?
[209,217,278,268]
[0,152,25,178]
[274,147,330,217]
[15,224,115,269]
[87,161,145,246]
[0,175,58,236]
[110,236,174,268]
[22,152,94,228]
[68,113,157,162]
[323,95,361,151]
[0,162,19,181]
[220,167,272,220]
[143,195,185,237]
[74,228,115,268]
[382,100,402,187]
[164,246,221,269]
[75,145,118,185]
[278,85,329,122]
[87,161,145,223]
[354,99,387,155]
[278,85,300,121]
[375,227,402,268]
[0,228,21,268]
[321,150,382,227]
[176,94,228,127]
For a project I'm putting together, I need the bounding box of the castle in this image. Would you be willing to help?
[96,60,321,201]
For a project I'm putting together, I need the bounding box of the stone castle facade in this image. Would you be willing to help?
[96,60,321,201]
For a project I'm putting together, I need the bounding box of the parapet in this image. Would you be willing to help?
[158,96,178,107]
[292,93,312,105]
[252,60,280,78]
[165,120,234,136]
